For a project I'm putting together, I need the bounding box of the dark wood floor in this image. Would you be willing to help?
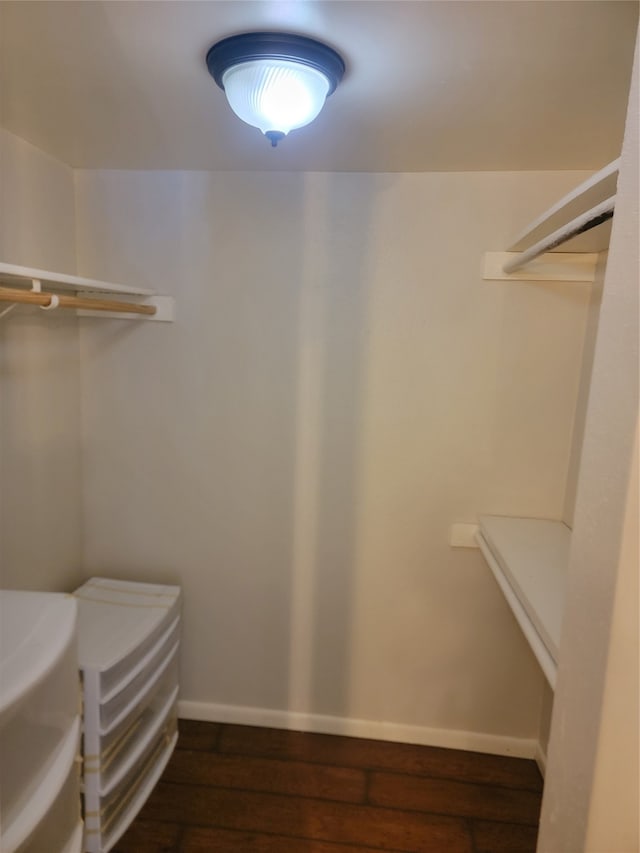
[112,720,543,853]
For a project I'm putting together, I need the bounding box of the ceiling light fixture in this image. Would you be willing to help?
[206,32,345,147]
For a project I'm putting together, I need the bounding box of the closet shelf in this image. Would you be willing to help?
[476,515,570,689]
[483,158,619,281]
[0,262,154,295]
[0,262,174,322]
[507,159,619,254]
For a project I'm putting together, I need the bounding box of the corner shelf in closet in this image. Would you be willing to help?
[483,157,619,281]
[0,261,174,322]
[476,517,570,689]
[475,160,619,689]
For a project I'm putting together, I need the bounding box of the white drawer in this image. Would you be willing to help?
[75,576,181,853]
[86,685,178,796]
[99,633,179,734]
[11,719,81,853]
[1,635,79,846]
[75,578,181,701]
[84,722,178,853]
[86,646,179,766]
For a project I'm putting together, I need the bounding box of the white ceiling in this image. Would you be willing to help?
[0,1,637,172]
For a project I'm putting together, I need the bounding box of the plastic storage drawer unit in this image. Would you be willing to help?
[0,591,83,853]
[74,578,181,853]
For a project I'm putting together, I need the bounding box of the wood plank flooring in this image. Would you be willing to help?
[112,720,543,853]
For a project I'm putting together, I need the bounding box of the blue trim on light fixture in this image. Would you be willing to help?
[206,32,345,95]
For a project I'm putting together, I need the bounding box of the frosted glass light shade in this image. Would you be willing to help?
[206,33,345,146]
[222,60,331,136]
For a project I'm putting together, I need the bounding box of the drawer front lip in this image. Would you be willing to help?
[84,729,178,853]
[2,715,81,853]
[101,710,178,815]
[101,616,180,705]
[96,594,181,698]
[100,687,179,797]
[91,650,179,762]
[100,639,180,735]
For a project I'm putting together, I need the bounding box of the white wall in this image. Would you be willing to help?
[0,129,84,591]
[74,167,592,747]
[562,251,606,529]
[539,30,639,851]
[0,128,77,273]
[585,421,639,852]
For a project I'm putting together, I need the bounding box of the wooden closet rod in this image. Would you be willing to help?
[0,286,157,316]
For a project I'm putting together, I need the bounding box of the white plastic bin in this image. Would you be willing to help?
[74,577,181,853]
[0,591,82,853]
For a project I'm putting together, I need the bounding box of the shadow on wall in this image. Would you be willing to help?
[0,311,84,592]
[75,168,391,722]
[285,173,378,719]
[185,170,380,719]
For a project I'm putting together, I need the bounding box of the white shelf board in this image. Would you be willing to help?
[0,262,155,296]
[477,516,571,688]
[507,159,619,254]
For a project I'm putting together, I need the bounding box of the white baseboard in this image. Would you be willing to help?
[535,742,548,777]
[178,700,538,760]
